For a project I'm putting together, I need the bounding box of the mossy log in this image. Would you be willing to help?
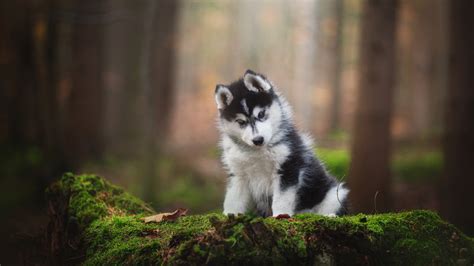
[46,173,473,265]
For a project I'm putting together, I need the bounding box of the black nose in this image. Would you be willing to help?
[252,136,264,146]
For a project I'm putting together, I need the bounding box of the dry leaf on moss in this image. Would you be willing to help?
[142,208,188,223]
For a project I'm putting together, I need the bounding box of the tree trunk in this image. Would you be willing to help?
[395,0,446,143]
[348,0,398,213]
[0,0,39,146]
[440,0,474,236]
[62,0,105,168]
[329,0,344,133]
[142,0,179,203]
[102,0,133,156]
[152,0,179,133]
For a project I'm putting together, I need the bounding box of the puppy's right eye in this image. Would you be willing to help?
[236,119,247,126]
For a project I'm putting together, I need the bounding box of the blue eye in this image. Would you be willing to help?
[236,119,247,126]
[258,110,265,120]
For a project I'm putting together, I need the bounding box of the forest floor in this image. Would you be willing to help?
[0,178,440,264]
[0,147,444,264]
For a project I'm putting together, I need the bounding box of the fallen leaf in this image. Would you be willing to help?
[142,208,188,223]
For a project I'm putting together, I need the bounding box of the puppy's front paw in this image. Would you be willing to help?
[223,210,244,216]
[325,213,337,218]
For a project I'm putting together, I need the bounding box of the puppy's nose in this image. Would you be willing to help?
[252,136,264,146]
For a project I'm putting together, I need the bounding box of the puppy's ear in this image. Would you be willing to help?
[215,84,233,110]
[243,69,272,93]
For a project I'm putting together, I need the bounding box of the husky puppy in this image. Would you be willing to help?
[215,70,349,217]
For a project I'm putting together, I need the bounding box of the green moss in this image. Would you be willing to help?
[47,173,153,228]
[47,174,474,265]
[83,211,225,265]
[164,211,473,265]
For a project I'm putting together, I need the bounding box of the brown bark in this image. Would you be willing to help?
[142,0,180,203]
[348,0,398,213]
[440,0,474,236]
[329,0,344,133]
[33,0,64,173]
[152,0,179,137]
[395,0,447,143]
[102,0,146,157]
[102,0,131,156]
[0,1,38,145]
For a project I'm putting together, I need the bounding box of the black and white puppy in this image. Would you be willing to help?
[215,70,348,217]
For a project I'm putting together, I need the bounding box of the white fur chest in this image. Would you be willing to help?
[221,136,290,203]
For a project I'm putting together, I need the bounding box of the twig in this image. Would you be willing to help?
[373,191,379,214]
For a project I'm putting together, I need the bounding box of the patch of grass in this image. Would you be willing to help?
[157,173,222,213]
[316,148,350,181]
[392,151,442,182]
[316,148,443,182]
[0,145,45,212]
[0,145,44,176]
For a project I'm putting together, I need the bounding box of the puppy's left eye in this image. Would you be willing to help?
[236,119,247,126]
[258,110,266,120]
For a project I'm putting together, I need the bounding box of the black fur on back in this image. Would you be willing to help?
[276,120,347,213]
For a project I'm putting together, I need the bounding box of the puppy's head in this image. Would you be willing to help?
[215,70,282,147]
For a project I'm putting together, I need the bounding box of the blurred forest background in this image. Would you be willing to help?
[1,0,473,262]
